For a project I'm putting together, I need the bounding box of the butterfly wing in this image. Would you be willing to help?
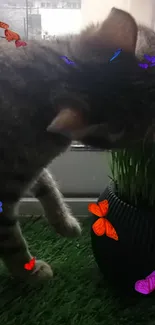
[98,200,109,216]
[135,279,150,295]
[0,21,9,29]
[15,40,27,47]
[24,258,35,271]
[88,203,103,217]
[30,257,35,269]
[0,201,3,213]
[105,219,118,241]
[24,262,31,270]
[110,48,122,62]
[138,63,148,69]
[144,54,155,63]
[60,55,75,65]
[92,218,105,236]
[5,29,20,42]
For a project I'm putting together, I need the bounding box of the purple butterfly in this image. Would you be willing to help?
[138,63,148,69]
[144,54,155,63]
[139,54,155,70]
[135,271,155,295]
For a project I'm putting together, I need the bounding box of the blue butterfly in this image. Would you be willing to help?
[110,48,122,62]
[60,56,76,66]
[0,201,3,213]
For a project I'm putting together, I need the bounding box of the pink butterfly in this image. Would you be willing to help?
[15,40,27,48]
[135,271,155,295]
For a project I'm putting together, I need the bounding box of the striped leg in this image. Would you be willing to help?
[0,202,53,280]
[30,168,81,237]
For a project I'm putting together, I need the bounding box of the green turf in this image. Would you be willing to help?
[0,217,155,325]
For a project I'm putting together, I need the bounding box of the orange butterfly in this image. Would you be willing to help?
[0,21,27,47]
[0,21,9,29]
[4,29,20,42]
[24,257,36,271]
[88,199,119,241]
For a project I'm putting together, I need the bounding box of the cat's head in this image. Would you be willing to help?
[47,7,155,150]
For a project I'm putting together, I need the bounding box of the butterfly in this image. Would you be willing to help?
[88,200,118,240]
[4,29,20,42]
[0,21,27,48]
[0,21,9,29]
[144,55,155,67]
[144,54,155,63]
[24,257,36,271]
[135,271,155,295]
[138,54,155,70]
[15,40,27,48]
[0,201,3,213]
[138,63,148,69]
[109,48,122,62]
[60,55,76,65]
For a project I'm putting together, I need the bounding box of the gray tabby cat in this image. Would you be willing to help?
[0,7,155,282]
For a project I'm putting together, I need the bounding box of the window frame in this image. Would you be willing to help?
[21,146,111,217]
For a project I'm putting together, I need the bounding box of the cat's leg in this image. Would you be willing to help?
[30,168,81,237]
[0,201,53,280]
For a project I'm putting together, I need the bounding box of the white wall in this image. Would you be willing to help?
[81,0,153,28]
[129,0,153,28]
[81,0,130,27]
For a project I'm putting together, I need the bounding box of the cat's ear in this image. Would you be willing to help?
[97,7,138,53]
[46,108,88,137]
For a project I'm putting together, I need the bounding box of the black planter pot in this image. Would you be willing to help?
[91,182,155,291]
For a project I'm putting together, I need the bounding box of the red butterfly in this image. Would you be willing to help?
[88,199,119,241]
[24,257,36,271]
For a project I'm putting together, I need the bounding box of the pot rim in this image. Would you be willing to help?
[108,180,139,213]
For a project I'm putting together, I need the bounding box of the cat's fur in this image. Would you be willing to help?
[0,7,155,281]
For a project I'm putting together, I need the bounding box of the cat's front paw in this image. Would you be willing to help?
[31,260,53,279]
[6,258,53,282]
[53,215,82,237]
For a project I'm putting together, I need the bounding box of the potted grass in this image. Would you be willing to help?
[90,144,155,290]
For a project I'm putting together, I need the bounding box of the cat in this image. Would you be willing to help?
[0,7,155,282]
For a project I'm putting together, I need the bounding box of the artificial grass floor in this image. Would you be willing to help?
[0,217,155,325]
